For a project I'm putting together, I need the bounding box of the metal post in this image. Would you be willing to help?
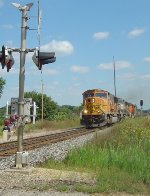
[113,56,116,97]
[33,101,36,124]
[13,3,33,168]
[5,101,9,118]
[141,106,143,116]
[17,8,27,154]
[41,80,44,121]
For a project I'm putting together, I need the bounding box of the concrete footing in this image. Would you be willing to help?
[15,151,29,168]
[4,166,34,175]
[3,130,11,142]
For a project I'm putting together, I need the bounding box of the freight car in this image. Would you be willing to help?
[80,89,135,128]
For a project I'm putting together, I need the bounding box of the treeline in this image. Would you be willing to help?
[0,91,83,125]
[0,107,5,125]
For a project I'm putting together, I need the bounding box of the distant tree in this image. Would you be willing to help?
[56,104,83,120]
[0,77,5,99]
[24,91,58,120]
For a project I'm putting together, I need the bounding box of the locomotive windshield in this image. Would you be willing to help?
[95,92,107,98]
[83,93,94,98]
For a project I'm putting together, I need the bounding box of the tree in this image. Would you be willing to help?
[0,77,5,99]
[24,91,58,120]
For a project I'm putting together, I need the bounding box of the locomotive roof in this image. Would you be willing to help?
[82,89,107,94]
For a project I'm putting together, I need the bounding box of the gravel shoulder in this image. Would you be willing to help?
[0,128,147,195]
[0,167,95,196]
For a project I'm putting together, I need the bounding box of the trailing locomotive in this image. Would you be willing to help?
[80,89,135,128]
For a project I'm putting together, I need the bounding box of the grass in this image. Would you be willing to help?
[39,117,150,194]
[0,118,80,136]
[24,118,80,133]
[0,126,3,136]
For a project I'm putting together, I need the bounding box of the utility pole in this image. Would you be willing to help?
[113,56,116,97]
[41,80,44,121]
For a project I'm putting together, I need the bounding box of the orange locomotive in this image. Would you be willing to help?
[80,89,135,128]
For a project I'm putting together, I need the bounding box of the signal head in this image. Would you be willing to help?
[32,49,56,70]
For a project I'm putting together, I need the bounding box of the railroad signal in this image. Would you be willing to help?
[140,100,143,107]
[0,45,14,72]
[0,45,6,69]
[32,48,56,70]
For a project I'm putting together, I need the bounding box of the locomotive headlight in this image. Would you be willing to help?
[92,98,95,103]
[83,109,88,114]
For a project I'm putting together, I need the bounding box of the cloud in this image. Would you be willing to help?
[40,40,74,56]
[140,74,150,80]
[1,24,13,29]
[5,40,13,47]
[98,61,132,70]
[0,67,19,76]
[26,67,59,75]
[143,57,150,62]
[93,32,109,40]
[117,73,137,80]
[128,28,145,38]
[43,69,59,75]
[70,65,89,74]
[73,83,81,87]
[0,0,4,8]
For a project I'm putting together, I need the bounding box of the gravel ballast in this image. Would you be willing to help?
[0,130,98,196]
[0,131,95,170]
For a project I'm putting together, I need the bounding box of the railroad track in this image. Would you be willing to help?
[0,127,97,157]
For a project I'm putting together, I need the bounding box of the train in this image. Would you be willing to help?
[80,89,136,128]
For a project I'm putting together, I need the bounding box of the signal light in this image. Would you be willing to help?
[140,100,143,107]
[0,45,14,72]
[1,45,6,69]
[32,48,56,70]
[6,52,14,72]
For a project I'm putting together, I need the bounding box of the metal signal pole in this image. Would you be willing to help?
[113,56,117,97]
[41,80,44,121]
[12,2,33,168]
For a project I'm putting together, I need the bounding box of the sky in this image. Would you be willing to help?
[0,0,150,110]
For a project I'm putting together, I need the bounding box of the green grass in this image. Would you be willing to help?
[24,118,80,133]
[0,126,3,136]
[0,118,80,138]
[39,117,150,194]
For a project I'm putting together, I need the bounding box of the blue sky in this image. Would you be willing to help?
[0,0,150,109]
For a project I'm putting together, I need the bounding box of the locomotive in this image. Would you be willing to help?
[80,89,135,128]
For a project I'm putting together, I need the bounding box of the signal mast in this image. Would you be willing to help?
[0,1,56,168]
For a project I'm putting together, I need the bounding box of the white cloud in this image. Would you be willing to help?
[0,67,19,76]
[52,81,59,85]
[98,61,131,70]
[70,65,89,74]
[143,57,150,62]
[140,74,150,80]
[117,73,137,80]
[5,40,13,47]
[73,83,80,87]
[42,68,59,75]
[41,40,74,56]
[1,24,13,29]
[93,32,109,40]
[0,0,4,8]
[128,28,145,38]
